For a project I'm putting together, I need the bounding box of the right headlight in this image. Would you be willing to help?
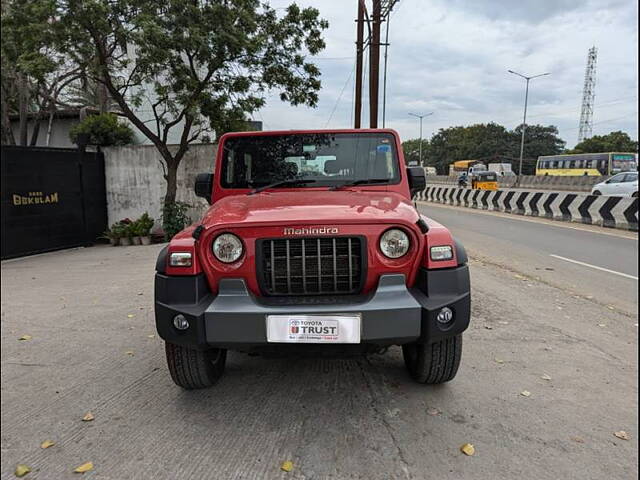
[379,229,410,258]
[212,233,244,263]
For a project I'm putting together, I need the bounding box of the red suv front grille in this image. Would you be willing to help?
[258,237,364,296]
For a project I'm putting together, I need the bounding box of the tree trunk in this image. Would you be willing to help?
[18,73,29,146]
[29,113,42,146]
[164,161,178,206]
[0,90,16,145]
[45,108,55,146]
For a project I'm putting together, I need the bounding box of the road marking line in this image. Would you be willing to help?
[549,254,638,280]
[417,201,638,240]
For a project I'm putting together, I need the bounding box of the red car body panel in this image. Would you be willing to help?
[165,129,458,293]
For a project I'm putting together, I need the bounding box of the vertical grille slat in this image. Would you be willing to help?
[260,237,363,296]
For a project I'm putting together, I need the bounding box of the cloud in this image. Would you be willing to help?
[260,0,638,148]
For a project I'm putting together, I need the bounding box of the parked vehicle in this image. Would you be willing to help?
[424,166,437,176]
[155,129,471,389]
[591,171,638,197]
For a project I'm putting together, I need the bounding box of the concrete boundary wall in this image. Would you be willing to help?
[428,175,607,192]
[417,186,638,231]
[103,144,216,227]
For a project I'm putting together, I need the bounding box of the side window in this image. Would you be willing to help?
[624,173,638,183]
[576,160,584,169]
[608,174,624,183]
[569,160,576,168]
[552,161,558,168]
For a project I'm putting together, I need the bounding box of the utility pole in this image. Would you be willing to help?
[408,112,433,165]
[381,10,391,127]
[508,70,550,177]
[369,0,381,128]
[354,0,365,128]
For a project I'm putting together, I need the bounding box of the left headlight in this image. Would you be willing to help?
[212,233,244,263]
[379,229,410,258]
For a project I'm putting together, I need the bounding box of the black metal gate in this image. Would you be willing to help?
[1,146,107,259]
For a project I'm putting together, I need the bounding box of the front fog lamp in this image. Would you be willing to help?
[379,229,410,258]
[173,314,189,330]
[169,252,192,267]
[212,233,243,263]
[430,245,453,261]
[436,307,454,324]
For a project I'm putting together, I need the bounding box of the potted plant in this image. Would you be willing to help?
[118,218,133,246]
[101,227,119,246]
[137,213,155,245]
[109,223,126,246]
[131,219,142,245]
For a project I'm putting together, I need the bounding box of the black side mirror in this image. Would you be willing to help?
[194,173,214,204]
[407,166,426,197]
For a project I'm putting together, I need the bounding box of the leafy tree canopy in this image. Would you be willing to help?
[569,131,638,154]
[402,122,566,175]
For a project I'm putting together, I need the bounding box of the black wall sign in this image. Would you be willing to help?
[1,146,108,259]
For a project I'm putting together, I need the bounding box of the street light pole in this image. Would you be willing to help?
[508,70,550,177]
[408,112,433,165]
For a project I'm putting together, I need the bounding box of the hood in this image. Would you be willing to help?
[200,190,420,228]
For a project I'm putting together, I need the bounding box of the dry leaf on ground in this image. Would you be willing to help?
[41,440,55,449]
[520,390,531,397]
[427,407,441,416]
[82,412,94,422]
[460,443,475,456]
[127,314,135,318]
[614,431,629,440]
[494,358,504,364]
[15,464,31,477]
[73,462,94,473]
[125,351,135,356]
[541,374,552,381]
[280,461,294,472]
[18,335,32,341]
[570,436,585,443]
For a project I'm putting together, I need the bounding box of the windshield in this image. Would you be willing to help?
[220,133,400,189]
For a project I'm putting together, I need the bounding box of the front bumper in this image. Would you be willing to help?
[155,267,470,350]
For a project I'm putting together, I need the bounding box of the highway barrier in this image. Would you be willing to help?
[426,175,605,192]
[417,187,638,231]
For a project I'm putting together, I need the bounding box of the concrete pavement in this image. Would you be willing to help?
[1,229,637,479]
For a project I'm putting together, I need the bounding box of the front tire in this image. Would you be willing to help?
[402,335,462,384]
[592,190,601,195]
[165,342,227,389]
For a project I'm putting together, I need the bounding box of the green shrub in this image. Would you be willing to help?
[137,213,155,236]
[69,113,134,146]
[162,202,191,240]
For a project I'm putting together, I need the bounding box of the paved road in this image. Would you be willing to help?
[418,202,638,315]
[1,224,637,479]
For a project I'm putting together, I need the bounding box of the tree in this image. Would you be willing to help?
[570,131,638,153]
[401,138,429,165]
[1,0,82,145]
[408,122,566,175]
[57,0,328,219]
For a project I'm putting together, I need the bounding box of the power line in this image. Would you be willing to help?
[325,61,357,127]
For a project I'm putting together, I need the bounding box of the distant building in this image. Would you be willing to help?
[8,108,98,148]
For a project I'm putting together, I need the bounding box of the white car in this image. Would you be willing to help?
[591,172,638,197]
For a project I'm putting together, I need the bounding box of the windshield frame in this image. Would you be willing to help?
[218,132,402,191]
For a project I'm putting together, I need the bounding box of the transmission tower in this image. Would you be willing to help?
[577,46,597,143]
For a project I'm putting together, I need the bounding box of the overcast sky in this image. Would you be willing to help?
[259,0,638,148]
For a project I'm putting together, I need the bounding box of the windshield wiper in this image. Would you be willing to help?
[330,178,390,191]
[248,178,316,195]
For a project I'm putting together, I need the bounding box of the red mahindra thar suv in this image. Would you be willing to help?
[155,129,470,389]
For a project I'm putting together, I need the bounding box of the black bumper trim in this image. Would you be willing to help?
[155,266,471,349]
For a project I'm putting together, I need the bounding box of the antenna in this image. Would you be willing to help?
[577,46,597,143]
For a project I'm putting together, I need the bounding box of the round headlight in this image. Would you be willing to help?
[379,229,410,258]
[212,233,243,263]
